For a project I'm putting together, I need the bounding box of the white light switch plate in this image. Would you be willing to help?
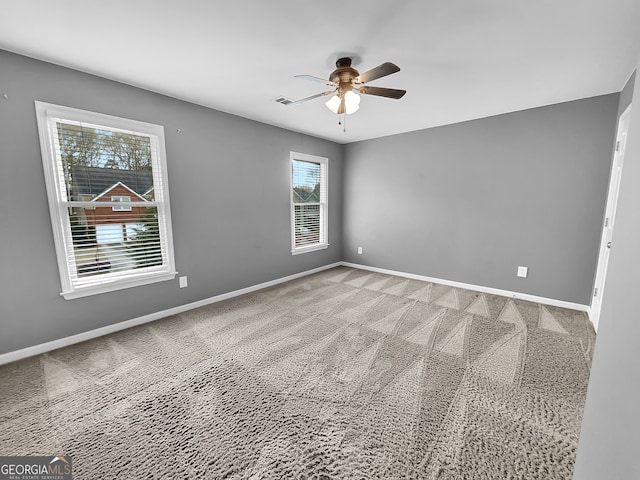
[517,266,528,278]
[179,276,188,288]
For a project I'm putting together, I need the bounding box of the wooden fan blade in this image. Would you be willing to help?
[353,62,400,84]
[287,90,335,106]
[357,86,406,99]
[294,75,338,87]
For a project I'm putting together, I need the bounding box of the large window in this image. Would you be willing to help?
[290,152,328,254]
[35,102,176,299]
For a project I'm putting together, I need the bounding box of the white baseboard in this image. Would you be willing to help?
[0,262,341,366]
[340,262,591,313]
[0,260,592,365]
[585,305,595,332]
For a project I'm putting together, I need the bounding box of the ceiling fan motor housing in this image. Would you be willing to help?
[330,57,359,96]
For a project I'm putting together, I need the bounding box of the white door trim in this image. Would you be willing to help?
[590,103,632,331]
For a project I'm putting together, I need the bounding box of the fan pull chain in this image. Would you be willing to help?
[338,113,346,132]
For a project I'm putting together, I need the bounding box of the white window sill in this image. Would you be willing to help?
[61,271,177,299]
[291,243,329,256]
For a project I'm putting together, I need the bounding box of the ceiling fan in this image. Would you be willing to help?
[288,57,406,117]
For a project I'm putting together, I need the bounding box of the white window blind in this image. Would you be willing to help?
[35,101,176,299]
[290,152,328,254]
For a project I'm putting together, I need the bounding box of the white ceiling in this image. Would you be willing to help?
[2,1,639,144]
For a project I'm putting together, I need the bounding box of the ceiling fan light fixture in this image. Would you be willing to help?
[344,90,360,114]
[325,94,341,114]
[325,91,360,115]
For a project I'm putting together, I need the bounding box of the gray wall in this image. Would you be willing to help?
[0,46,624,359]
[342,96,619,305]
[618,70,635,117]
[0,50,343,355]
[573,70,640,478]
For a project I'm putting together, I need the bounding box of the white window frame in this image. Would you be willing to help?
[35,101,177,299]
[111,195,132,211]
[290,152,328,255]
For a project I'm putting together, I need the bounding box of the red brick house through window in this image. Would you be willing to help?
[70,166,154,246]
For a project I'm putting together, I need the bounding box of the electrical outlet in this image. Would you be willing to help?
[357,246,363,254]
[517,266,528,278]
[179,276,188,288]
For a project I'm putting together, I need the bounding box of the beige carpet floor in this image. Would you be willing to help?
[0,266,595,479]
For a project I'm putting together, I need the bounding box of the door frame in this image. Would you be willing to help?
[590,103,632,331]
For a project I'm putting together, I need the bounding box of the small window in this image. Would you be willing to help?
[111,196,132,211]
[290,152,328,254]
[35,101,176,299]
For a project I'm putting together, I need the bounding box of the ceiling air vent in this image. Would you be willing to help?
[275,97,293,105]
